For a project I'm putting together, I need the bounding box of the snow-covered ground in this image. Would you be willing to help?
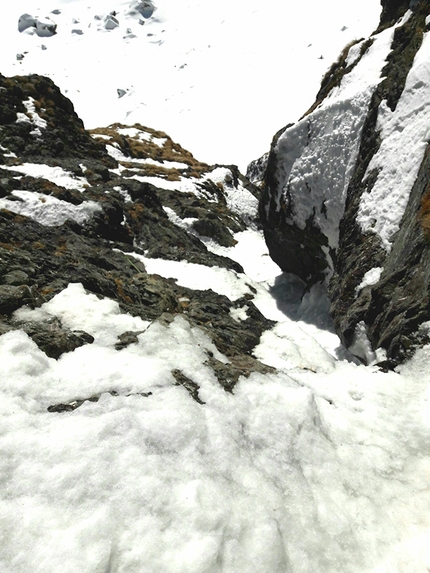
[2,1,430,572]
[1,221,430,572]
[1,0,382,170]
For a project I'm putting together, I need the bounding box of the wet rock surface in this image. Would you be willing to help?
[0,73,271,393]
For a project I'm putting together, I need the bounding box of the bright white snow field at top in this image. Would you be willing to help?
[2,2,430,573]
[2,0,382,170]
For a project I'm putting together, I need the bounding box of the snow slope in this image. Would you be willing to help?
[1,226,430,573]
[0,139,429,571]
[1,0,382,170]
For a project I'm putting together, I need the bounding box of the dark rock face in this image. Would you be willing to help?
[0,73,271,393]
[0,74,111,163]
[378,0,412,31]
[257,1,430,364]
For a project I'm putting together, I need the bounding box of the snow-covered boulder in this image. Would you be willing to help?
[257,0,430,365]
[18,13,57,37]
[104,13,120,30]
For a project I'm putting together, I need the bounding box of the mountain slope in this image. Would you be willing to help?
[1,0,382,169]
[1,2,430,572]
[0,69,430,573]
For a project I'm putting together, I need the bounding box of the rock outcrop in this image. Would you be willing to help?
[254,0,430,365]
[0,73,274,403]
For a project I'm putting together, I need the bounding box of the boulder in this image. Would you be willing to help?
[18,14,57,37]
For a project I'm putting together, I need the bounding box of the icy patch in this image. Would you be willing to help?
[0,191,101,226]
[2,163,89,191]
[357,32,430,250]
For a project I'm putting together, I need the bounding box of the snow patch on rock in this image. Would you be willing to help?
[0,191,102,227]
[357,32,430,250]
[271,23,399,250]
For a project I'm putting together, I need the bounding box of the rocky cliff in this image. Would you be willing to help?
[254,0,430,365]
[0,73,276,405]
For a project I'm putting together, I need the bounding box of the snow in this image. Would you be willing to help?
[1,268,430,572]
[106,141,188,169]
[268,22,400,255]
[355,266,384,294]
[125,251,253,301]
[0,190,101,226]
[1,0,382,171]
[357,31,430,250]
[206,167,259,225]
[1,221,430,571]
[2,163,89,191]
[16,96,48,136]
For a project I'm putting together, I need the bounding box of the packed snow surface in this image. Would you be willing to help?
[1,0,381,170]
[1,240,430,572]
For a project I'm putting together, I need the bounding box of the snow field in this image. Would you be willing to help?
[0,0,382,170]
[2,295,430,572]
[1,212,430,572]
